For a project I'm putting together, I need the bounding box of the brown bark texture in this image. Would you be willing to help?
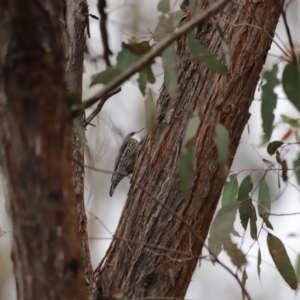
[61,0,95,297]
[95,0,284,299]
[0,0,85,299]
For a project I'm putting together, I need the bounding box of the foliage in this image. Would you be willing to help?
[208,52,300,292]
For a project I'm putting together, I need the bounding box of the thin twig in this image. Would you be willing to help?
[97,0,112,67]
[274,0,297,63]
[89,236,201,259]
[82,0,230,110]
[266,211,300,216]
[83,87,121,127]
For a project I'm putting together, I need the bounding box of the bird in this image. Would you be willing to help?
[109,129,144,197]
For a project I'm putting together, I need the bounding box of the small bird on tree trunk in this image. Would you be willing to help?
[109,129,145,196]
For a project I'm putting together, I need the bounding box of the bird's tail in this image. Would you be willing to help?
[109,173,123,197]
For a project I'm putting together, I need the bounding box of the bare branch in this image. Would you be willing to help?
[98,0,112,67]
[83,87,121,127]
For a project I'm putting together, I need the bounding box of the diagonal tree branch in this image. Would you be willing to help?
[83,87,121,128]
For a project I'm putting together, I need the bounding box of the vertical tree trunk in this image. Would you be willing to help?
[95,0,284,298]
[62,1,95,297]
[0,1,86,299]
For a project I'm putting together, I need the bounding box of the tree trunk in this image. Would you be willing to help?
[0,1,86,299]
[95,0,284,298]
[62,1,95,297]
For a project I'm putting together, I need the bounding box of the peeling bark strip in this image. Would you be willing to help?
[95,0,283,299]
[0,1,85,299]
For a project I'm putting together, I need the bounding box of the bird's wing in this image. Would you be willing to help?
[113,140,128,172]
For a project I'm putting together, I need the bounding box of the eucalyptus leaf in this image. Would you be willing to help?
[282,62,300,113]
[222,174,239,206]
[261,64,279,141]
[215,123,229,166]
[267,233,298,290]
[267,141,283,155]
[187,31,227,75]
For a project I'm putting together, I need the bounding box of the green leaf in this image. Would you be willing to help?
[295,131,300,143]
[66,93,82,110]
[145,89,157,137]
[187,31,227,75]
[209,203,247,268]
[281,114,300,128]
[257,248,262,279]
[162,43,178,97]
[267,141,283,155]
[262,158,275,167]
[258,179,271,219]
[209,203,241,260]
[208,235,222,263]
[250,203,257,240]
[293,152,300,185]
[154,15,174,42]
[179,142,195,198]
[182,116,201,147]
[282,62,300,112]
[222,174,239,206]
[242,268,248,300]
[210,203,239,240]
[261,64,279,141]
[239,199,252,231]
[137,73,147,96]
[157,0,170,13]
[223,239,247,268]
[116,48,139,69]
[264,218,274,230]
[267,232,298,290]
[275,150,282,164]
[215,123,229,166]
[231,227,241,237]
[295,255,300,282]
[237,175,253,230]
[122,41,152,55]
[90,67,122,86]
[91,42,154,89]
[238,175,253,201]
[171,10,183,25]
[137,65,156,96]
[117,42,152,69]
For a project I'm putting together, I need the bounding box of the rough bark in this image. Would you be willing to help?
[0,0,85,299]
[62,1,95,297]
[95,0,284,299]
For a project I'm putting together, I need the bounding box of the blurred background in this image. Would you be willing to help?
[1,0,300,299]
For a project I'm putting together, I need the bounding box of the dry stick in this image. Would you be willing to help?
[83,87,121,127]
[98,0,112,67]
[83,164,252,300]
[82,0,230,110]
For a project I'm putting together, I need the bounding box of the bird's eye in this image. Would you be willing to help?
[130,132,135,135]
